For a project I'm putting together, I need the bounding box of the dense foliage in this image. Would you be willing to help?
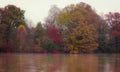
[0,2,119,53]
[56,3,99,53]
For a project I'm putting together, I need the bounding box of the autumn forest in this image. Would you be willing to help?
[0,2,120,53]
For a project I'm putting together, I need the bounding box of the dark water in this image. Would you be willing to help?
[0,53,120,72]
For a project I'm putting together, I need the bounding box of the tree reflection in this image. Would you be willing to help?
[114,54,120,72]
[0,54,120,72]
[62,54,99,72]
[0,54,19,72]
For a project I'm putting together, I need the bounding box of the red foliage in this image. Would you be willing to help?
[2,42,15,52]
[112,31,120,37]
[106,12,120,49]
[106,12,120,37]
[53,50,60,54]
[48,24,62,44]
[43,49,47,54]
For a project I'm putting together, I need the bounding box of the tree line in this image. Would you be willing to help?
[0,2,120,53]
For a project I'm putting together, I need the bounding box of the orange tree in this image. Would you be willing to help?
[56,2,98,53]
[17,24,28,51]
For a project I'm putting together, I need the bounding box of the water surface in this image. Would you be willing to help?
[0,53,120,72]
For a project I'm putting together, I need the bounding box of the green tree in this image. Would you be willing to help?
[2,5,24,43]
[0,5,25,52]
[95,18,110,53]
[34,22,45,46]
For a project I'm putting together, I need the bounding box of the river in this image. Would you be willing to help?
[0,53,120,72]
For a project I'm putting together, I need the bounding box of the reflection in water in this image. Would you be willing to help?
[114,54,120,72]
[97,54,120,72]
[62,54,98,72]
[0,54,19,72]
[0,53,120,72]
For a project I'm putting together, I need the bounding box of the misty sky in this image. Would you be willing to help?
[0,0,120,27]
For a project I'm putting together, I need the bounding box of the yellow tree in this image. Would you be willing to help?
[56,2,98,53]
[18,24,28,51]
